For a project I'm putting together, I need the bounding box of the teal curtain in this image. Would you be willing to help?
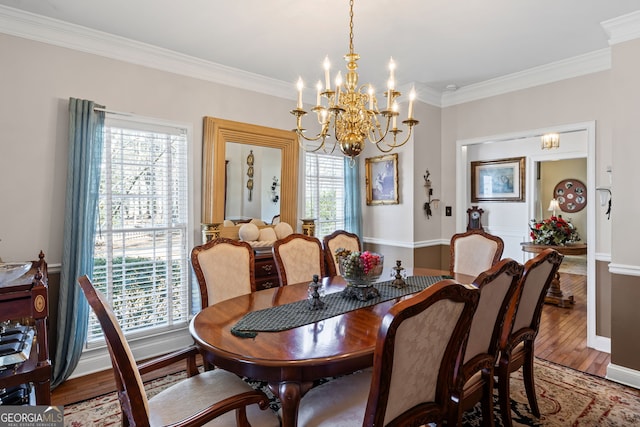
[52,99,104,388]
[344,158,362,240]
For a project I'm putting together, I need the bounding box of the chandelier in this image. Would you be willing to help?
[291,0,418,161]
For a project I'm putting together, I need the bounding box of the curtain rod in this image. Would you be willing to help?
[93,107,133,117]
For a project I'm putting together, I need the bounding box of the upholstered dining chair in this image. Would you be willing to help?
[450,229,505,277]
[447,258,524,427]
[322,229,362,276]
[191,237,255,309]
[77,275,280,427]
[496,248,564,427]
[296,280,480,427]
[272,233,326,286]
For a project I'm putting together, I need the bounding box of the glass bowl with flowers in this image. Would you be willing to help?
[529,215,580,246]
[335,249,384,300]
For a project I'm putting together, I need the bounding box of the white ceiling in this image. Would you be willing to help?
[1,0,639,92]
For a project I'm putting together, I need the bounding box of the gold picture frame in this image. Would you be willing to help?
[471,156,526,202]
[366,153,399,205]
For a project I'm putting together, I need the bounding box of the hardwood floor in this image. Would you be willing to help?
[52,271,608,407]
[535,271,610,377]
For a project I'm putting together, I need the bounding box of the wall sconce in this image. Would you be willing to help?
[596,187,612,219]
[423,170,440,219]
[246,150,254,201]
[596,165,612,219]
[541,133,560,149]
[547,198,560,217]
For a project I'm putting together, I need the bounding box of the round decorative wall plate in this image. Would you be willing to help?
[554,179,587,213]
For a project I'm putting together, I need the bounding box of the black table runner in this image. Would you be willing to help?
[231,275,449,337]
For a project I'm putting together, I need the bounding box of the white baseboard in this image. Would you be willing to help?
[606,363,640,390]
[588,334,611,353]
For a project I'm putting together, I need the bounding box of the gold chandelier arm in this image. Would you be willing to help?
[375,119,418,151]
[366,113,393,145]
[295,131,328,153]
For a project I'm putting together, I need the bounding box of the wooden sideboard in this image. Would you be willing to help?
[0,251,51,405]
[254,249,279,290]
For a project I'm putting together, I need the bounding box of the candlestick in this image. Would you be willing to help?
[388,57,396,82]
[408,88,416,119]
[296,77,303,109]
[323,56,331,91]
[316,81,322,106]
[392,102,398,128]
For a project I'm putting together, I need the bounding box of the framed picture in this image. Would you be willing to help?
[366,153,399,205]
[471,156,525,202]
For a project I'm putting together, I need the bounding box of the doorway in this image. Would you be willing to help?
[456,121,608,353]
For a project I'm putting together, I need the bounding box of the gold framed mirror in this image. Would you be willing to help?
[202,117,299,227]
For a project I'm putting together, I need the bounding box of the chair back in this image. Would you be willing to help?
[191,237,255,308]
[509,248,564,342]
[463,258,523,366]
[272,233,325,286]
[450,229,504,277]
[322,230,361,276]
[78,275,150,426]
[363,280,480,426]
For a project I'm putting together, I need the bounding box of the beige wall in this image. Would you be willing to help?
[0,33,295,263]
[609,39,640,372]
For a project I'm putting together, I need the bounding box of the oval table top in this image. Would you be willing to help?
[189,267,474,427]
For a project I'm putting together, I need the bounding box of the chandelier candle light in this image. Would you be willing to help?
[291,0,418,161]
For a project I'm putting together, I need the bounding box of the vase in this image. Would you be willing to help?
[338,253,384,301]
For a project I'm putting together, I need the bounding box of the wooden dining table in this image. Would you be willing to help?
[189,267,474,427]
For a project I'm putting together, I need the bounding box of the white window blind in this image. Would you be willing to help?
[305,152,345,238]
[88,115,190,343]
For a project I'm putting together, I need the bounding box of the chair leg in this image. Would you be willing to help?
[497,358,513,427]
[480,371,495,427]
[522,343,540,418]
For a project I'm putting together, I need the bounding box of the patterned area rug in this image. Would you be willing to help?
[63,358,640,426]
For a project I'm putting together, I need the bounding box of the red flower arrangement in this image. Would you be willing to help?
[529,215,580,246]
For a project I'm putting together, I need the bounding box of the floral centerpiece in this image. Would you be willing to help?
[529,215,580,246]
[335,248,384,300]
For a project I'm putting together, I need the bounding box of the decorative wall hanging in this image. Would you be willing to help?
[422,170,440,218]
[365,153,399,205]
[270,176,280,204]
[471,157,525,202]
[553,179,586,213]
[246,150,254,201]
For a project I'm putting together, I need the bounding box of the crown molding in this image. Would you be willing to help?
[441,48,611,107]
[602,10,640,45]
[0,5,631,109]
[0,5,293,100]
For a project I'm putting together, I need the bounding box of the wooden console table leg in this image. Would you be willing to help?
[544,271,575,308]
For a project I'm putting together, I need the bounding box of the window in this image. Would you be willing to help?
[304,152,345,238]
[88,115,190,343]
